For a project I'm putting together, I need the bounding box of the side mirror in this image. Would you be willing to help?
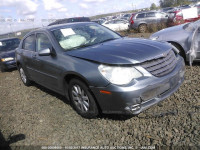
[38,48,52,56]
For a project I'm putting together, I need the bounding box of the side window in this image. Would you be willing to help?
[23,34,35,51]
[136,13,145,19]
[36,33,52,52]
[146,12,156,18]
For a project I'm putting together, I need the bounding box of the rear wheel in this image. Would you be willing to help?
[19,65,31,86]
[138,24,147,33]
[69,79,99,118]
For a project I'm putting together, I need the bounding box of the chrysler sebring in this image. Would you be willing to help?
[16,22,185,118]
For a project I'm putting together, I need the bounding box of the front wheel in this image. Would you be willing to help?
[69,79,99,118]
[19,66,31,86]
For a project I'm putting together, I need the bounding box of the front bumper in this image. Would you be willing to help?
[1,60,16,70]
[90,56,185,115]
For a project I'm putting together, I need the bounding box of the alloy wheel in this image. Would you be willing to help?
[71,84,90,112]
[20,68,27,84]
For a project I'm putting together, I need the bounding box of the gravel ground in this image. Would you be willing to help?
[0,33,200,149]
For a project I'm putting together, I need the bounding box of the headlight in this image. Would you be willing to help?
[150,36,159,40]
[1,57,14,62]
[98,64,143,85]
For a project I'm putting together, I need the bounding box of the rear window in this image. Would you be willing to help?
[136,13,145,19]
[48,17,91,26]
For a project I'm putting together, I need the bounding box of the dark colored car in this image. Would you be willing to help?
[0,37,20,72]
[129,11,168,33]
[48,17,90,26]
[16,22,185,118]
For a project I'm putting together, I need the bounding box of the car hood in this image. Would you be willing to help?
[0,49,15,58]
[67,38,171,65]
[150,24,187,40]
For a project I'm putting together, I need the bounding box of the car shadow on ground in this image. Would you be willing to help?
[31,82,70,105]
[30,82,134,121]
[0,131,25,150]
[2,68,17,73]
[185,61,200,66]
[191,62,200,66]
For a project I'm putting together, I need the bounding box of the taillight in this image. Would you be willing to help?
[130,15,134,24]
[131,20,134,24]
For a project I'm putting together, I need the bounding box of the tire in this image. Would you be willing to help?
[138,24,147,33]
[69,79,99,118]
[171,43,186,61]
[19,65,31,86]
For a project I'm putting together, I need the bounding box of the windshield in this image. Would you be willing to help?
[52,24,121,51]
[0,38,20,52]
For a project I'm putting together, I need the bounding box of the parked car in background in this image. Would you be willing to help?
[16,22,185,118]
[167,9,200,26]
[102,19,129,31]
[48,17,90,26]
[0,37,20,72]
[150,20,200,65]
[161,7,175,12]
[129,11,168,33]
[91,19,106,25]
[121,13,132,21]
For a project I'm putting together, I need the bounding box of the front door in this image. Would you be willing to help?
[33,32,61,91]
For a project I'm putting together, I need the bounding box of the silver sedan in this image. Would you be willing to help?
[150,20,200,65]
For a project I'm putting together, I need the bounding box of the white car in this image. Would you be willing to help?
[102,19,129,31]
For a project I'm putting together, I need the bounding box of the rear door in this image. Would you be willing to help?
[145,12,157,24]
[21,34,37,79]
[135,13,146,25]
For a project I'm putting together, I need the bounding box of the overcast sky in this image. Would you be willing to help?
[0,0,159,34]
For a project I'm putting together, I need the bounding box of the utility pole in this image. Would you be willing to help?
[9,24,14,37]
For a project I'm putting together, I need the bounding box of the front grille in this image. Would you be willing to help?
[141,50,177,77]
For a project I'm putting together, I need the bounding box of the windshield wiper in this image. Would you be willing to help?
[68,43,92,51]
[98,38,119,44]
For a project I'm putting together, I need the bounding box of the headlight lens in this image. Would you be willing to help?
[1,57,14,62]
[98,64,143,85]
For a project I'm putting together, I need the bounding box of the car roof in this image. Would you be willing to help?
[0,37,20,41]
[25,22,96,36]
[48,17,91,26]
